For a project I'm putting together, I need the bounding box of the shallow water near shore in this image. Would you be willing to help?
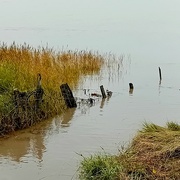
[1,62,180,179]
[1,0,180,179]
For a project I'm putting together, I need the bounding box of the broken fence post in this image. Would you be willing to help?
[60,83,77,108]
[100,85,107,98]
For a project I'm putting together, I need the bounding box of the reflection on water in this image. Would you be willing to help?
[60,108,76,127]
[100,98,106,109]
[129,88,134,95]
[0,128,46,162]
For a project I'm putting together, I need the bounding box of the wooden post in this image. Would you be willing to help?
[129,83,134,94]
[159,67,162,81]
[129,83,134,89]
[60,83,77,108]
[100,85,106,98]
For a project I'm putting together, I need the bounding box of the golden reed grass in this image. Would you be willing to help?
[0,43,103,90]
[0,42,104,135]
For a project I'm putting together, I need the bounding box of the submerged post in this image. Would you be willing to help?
[159,67,162,81]
[100,85,106,99]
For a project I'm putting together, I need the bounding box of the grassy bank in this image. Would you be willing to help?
[79,122,180,179]
[0,43,104,135]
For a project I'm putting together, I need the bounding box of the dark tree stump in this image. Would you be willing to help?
[60,83,77,108]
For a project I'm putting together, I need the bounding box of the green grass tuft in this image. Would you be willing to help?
[140,122,165,132]
[167,121,180,131]
[79,153,122,180]
[79,122,180,179]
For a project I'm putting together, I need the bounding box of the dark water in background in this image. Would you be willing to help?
[1,1,180,179]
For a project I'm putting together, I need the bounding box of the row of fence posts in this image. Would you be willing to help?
[129,67,162,93]
[60,84,110,108]
[13,67,163,110]
[61,67,163,108]
[60,84,114,108]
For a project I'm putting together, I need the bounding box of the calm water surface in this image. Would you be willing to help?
[1,1,180,179]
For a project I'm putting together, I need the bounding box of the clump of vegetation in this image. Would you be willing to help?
[0,42,104,135]
[140,121,165,132]
[79,122,180,179]
[167,121,180,131]
[79,153,122,180]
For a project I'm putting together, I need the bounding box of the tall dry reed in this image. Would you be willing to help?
[0,42,104,135]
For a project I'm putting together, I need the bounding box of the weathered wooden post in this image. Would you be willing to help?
[129,83,134,94]
[158,67,162,85]
[100,85,106,98]
[60,83,77,108]
[129,83,134,89]
[159,67,162,81]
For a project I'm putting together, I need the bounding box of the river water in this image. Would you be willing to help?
[1,0,180,180]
